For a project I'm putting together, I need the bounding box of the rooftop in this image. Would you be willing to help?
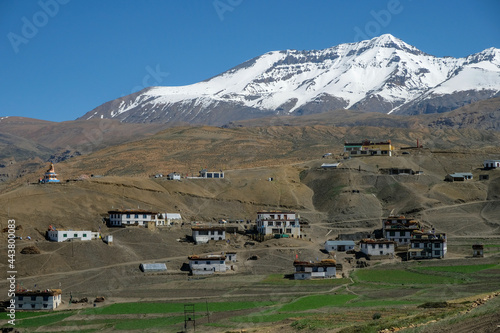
[293,259,337,267]
[108,209,159,214]
[16,289,62,296]
[188,254,226,261]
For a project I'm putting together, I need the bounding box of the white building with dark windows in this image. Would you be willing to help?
[293,259,337,280]
[382,215,421,245]
[108,209,160,227]
[15,289,62,310]
[409,231,447,259]
[359,239,395,257]
[324,240,355,252]
[188,254,227,275]
[199,169,224,179]
[191,226,226,244]
[256,211,301,238]
[167,172,181,180]
[47,229,100,242]
[484,160,500,169]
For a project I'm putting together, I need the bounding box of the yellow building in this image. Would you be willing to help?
[344,140,393,156]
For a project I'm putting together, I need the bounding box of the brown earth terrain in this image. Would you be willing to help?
[0,106,500,331]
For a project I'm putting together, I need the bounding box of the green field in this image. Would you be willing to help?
[2,260,499,332]
[352,269,461,284]
[417,263,499,273]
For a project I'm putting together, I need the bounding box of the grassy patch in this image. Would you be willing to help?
[261,274,350,286]
[83,300,275,315]
[343,299,419,308]
[113,316,185,330]
[353,269,460,285]
[417,263,498,274]
[232,312,315,323]
[279,294,357,312]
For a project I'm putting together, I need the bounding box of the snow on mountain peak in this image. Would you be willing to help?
[81,35,500,124]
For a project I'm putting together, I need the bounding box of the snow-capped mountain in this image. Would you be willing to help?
[81,34,500,124]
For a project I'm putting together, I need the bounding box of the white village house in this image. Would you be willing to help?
[382,215,421,245]
[324,240,355,252]
[293,259,337,280]
[191,226,226,244]
[47,229,100,242]
[256,211,301,238]
[409,231,447,259]
[108,209,180,227]
[484,160,500,169]
[359,239,395,257]
[445,172,473,182]
[165,213,182,225]
[108,209,159,227]
[188,254,227,275]
[15,289,62,310]
[199,169,224,179]
[167,172,181,180]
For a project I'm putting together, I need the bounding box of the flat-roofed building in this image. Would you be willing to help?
[293,259,337,280]
[256,211,301,238]
[359,239,395,257]
[191,226,226,244]
[188,254,226,275]
[15,289,62,310]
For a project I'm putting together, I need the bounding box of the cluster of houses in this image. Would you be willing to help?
[24,149,498,310]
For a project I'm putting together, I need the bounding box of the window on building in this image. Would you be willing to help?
[206,261,210,264]
[386,244,390,248]
[220,261,224,264]
[270,215,274,219]
[371,244,375,249]
[43,304,48,308]
[134,214,139,218]
[83,234,87,237]
[389,231,395,236]
[127,221,130,224]
[126,214,131,218]
[63,234,67,237]
[286,229,292,234]
[380,251,383,255]
[194,261,198,264]
[434,250,440,256]
[434,243,440,248]
[43,296,49,301]
[378,244,383,248]
[31,304,35,308]
[18,296,23,301]
[18,304,22,308]
[31,296,36,301]
[74,233,78,237]
[267,221,273,226]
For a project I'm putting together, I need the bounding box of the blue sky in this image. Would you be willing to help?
[1,0,499,122]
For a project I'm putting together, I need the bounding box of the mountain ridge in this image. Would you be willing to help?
[80,34,500,125]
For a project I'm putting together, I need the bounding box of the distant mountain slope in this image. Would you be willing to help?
[226,97,500,132]
[80,34,500,125]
